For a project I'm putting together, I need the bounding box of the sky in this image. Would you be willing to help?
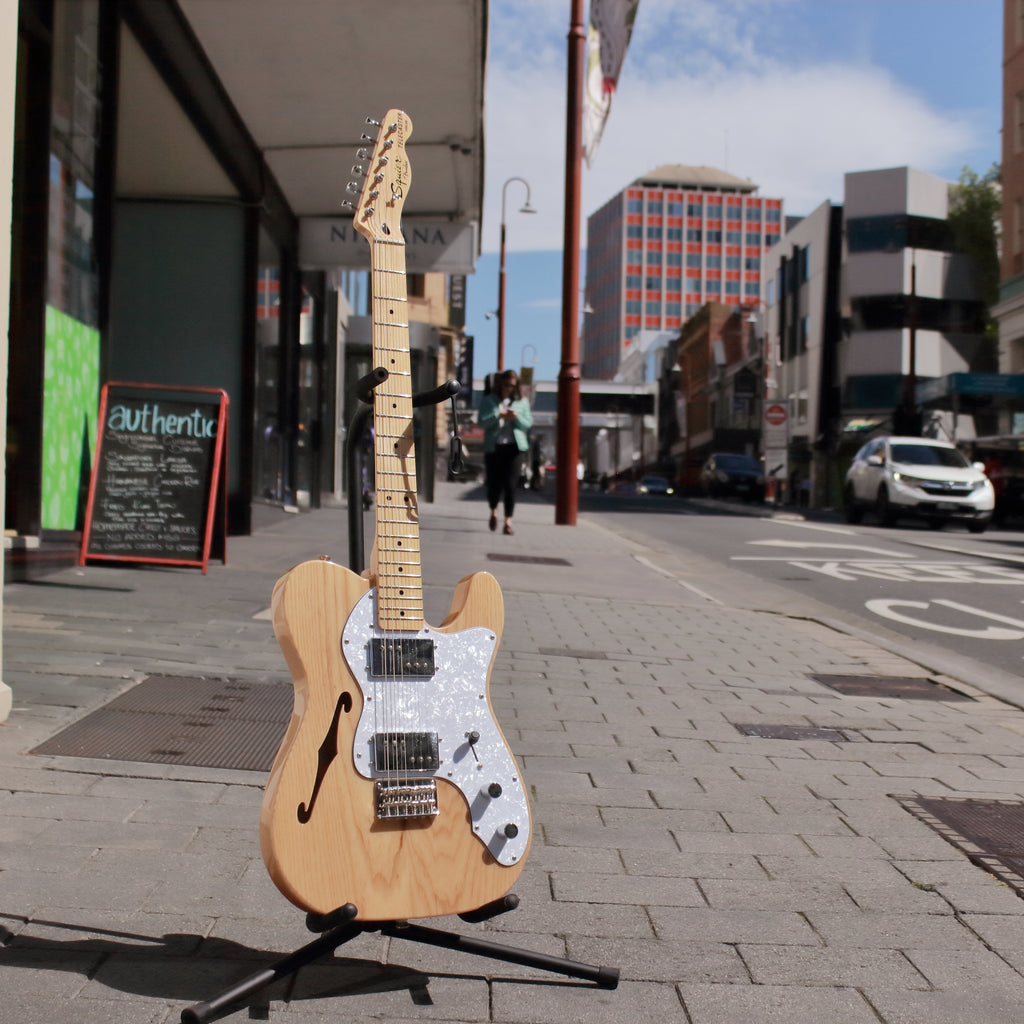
[463,0,1004,382]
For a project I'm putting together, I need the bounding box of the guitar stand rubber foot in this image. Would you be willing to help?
[458,892,520,924]
[305,902,358,933]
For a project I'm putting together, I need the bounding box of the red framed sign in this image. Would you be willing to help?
[80,382,229,574]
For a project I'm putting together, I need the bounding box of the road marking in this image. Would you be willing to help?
[890,537,1024,566]
[633,554,723,603]
[865,597,1024,639]
[746,539,914,557]
[767,520,861,535]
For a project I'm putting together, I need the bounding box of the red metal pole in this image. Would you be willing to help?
[555,0,585,525]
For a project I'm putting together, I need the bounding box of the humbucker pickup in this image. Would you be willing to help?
[367,638,436,677]
[372,731,440,772]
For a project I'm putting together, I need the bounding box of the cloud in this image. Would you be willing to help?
[480,0,990,253]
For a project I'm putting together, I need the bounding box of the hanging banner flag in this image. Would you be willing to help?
[584,0,640,167]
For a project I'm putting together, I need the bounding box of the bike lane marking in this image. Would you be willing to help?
[865,598,1024,640]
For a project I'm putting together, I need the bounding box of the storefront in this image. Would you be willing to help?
[4,0,485,576]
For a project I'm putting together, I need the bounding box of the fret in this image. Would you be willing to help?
[368,232,423,630]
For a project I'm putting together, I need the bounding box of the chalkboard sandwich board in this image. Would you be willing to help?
[80,382,229,573]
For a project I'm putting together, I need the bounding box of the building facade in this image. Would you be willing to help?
[659,301,761,490]
[759,200,843,506]
[3,0,483,580]
[994,0,1024,411]
[582,164,783,380]
[840,167,990,438]
[756,166,989,508]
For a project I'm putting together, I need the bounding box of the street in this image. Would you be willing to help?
[576,489,1024,694]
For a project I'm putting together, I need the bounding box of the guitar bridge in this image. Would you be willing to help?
[375,779,439,819]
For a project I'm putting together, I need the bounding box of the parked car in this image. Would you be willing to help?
[700,453,765,501]
[844,435,994,532]
[637,474,674,495]
[961,436,1024,525]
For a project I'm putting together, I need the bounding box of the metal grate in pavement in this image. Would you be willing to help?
[899,797,1024,895]
[32,675,291,771]
[734,723,847,742]
[810,674,975,702]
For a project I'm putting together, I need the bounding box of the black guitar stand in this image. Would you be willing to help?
[180,369,618,1023]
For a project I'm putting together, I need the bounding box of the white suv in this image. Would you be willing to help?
[844,436,994,532]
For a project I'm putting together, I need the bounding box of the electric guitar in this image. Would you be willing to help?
[259,110,531,922]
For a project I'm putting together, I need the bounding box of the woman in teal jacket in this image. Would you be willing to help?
[478,369,533,535]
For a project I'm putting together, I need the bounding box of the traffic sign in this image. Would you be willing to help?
[765,403,787,426]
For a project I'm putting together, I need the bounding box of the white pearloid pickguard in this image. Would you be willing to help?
[341,587,530,865]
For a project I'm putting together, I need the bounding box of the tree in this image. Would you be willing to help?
[948,164,1000,368]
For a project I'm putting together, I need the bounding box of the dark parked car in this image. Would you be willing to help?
[700,453,765,501]
[637,474,674,495]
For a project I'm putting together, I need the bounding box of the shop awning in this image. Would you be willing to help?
[119,0,486,273]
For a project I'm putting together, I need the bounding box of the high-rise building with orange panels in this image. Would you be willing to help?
[582,165,783,380]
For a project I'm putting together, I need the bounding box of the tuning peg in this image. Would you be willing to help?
[346,181,360,194]
[361,132,375,142]
[365,116,380,127]
[386,121,398,132]
[373,173,384,184]
[356,148,371,161]
[382,139,394,151]
[351,164,364,176]
[341,199,354,210]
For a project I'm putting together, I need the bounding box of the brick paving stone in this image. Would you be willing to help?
[7,489,1024,1023]
[738,945,928,989]
[680,981,879,1023]
[863,986,1024,1024]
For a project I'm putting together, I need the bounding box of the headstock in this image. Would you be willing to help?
[345,109,413,243]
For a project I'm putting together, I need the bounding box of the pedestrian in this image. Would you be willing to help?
[478,368,533,535]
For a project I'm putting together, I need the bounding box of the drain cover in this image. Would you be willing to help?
[811,674,974,702]
[900,797,1024,894]
[735,723,846,742]
[32,675,291,771]
[487,553,572,566]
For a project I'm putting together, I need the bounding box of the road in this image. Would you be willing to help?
[577,488,1024,699]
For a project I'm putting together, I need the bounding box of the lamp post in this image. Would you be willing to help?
[746,301,783,503]
[497,177,536,372]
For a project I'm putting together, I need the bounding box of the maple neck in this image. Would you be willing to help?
[370,235,422,631]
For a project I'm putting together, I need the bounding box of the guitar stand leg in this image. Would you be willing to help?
[379,920,620,990]
[179,919,362,1024]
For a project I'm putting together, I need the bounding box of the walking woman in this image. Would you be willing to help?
[478,369,533,535]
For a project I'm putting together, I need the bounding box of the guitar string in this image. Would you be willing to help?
[372,238,420,795]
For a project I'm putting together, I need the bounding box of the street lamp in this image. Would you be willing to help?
[497,177,536,371]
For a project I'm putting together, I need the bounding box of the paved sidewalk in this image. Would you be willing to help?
[4,481,1024,1022]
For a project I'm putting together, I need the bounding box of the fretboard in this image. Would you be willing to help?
[370,235,423,631]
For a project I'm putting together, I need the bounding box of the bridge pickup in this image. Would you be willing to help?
[367,638,436,678]
[372,731,440,772]
[375,779,439,819]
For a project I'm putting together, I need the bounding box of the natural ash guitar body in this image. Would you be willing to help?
[259,108,530,923]
[259,557,530,921]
